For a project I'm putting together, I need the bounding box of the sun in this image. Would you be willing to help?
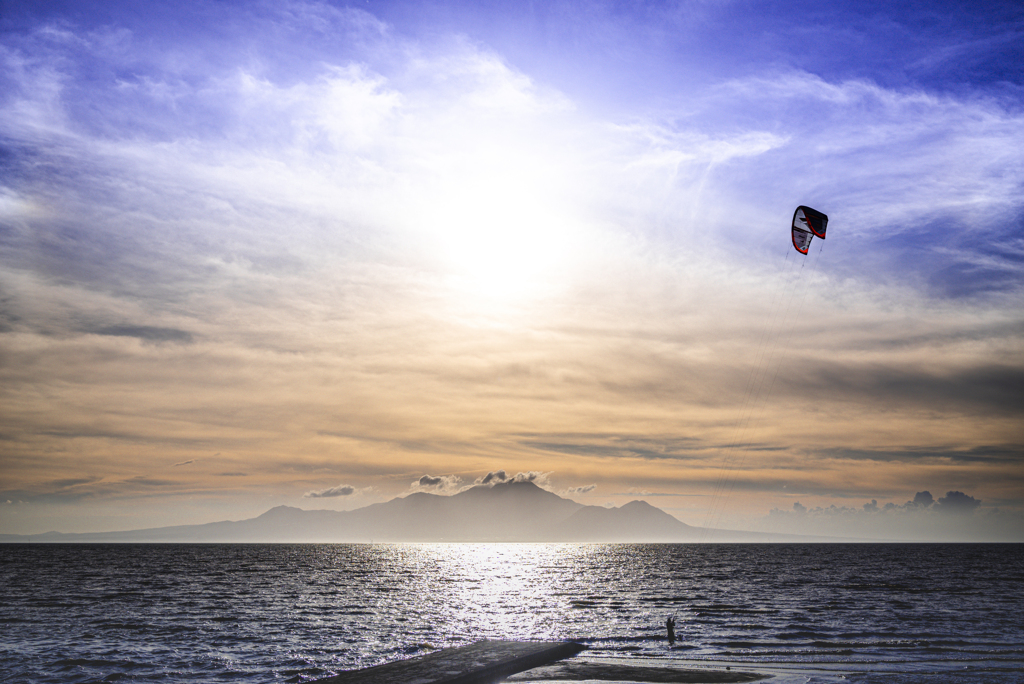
[409,144,583,301]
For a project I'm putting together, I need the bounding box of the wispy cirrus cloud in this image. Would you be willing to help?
[92,326,194,344]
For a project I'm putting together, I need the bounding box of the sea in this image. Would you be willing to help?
[1,543,1021,683]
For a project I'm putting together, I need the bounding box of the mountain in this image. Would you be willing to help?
[349,480,587,541]
[0,481,818,542]
[556,499,693,541]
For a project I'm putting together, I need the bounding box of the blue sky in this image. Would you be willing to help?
[1,0,1022,539]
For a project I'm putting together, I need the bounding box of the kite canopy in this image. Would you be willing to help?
[792,205,828,254]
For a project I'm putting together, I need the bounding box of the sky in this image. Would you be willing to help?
[1,0,1022,540]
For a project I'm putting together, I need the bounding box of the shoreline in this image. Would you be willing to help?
[504,655,865,684]
[505,658,768,683]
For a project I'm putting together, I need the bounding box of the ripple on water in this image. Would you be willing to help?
[1,543,1022,683]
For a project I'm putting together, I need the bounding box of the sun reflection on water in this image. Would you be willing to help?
[401,543,598,642]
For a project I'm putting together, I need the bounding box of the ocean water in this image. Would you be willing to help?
[1,543,1021,683]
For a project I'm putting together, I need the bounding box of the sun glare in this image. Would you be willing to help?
[410,143,582,301]
[406,544,592,641]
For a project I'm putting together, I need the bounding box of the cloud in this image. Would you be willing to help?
[912,491,934,508]
[173,459,195,467]
[303,484,356,498]
[613,487,699,497]
[92,325,194,344]
[520,434,707,461]
[774,489,983,520]
[468,470,552,488]
[511,471,550,485]
[48,477,99,489]
[0,474,195,505]
[796,365,1024,418]
[934,490,981,514]
[562,484,596,496]
[816,445,1024,464]
[683,72,1024,304]
[761,489,1019,541]
[477,470,508,485]
[125,476,176,487]
[410,471,551,494]
[410,474,463,494]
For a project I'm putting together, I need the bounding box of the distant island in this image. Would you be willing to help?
[0,481,821,543]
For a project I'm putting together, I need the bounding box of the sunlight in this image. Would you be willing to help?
[410,142,583,301]
[405,544,593,641]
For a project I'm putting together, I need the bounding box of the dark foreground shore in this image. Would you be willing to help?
[506,658,767,683]
[311,641,768,684]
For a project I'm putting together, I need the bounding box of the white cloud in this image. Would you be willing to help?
[562,484,597,496]
[410,474,464,494]
[303,484,358,498]
[703,72,1024,242]
[471,471,552,488]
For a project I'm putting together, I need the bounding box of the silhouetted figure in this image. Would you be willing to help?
[666,615,676,645]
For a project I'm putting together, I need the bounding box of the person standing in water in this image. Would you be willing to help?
[666,615,676,645]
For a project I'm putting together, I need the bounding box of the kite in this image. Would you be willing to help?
[791,205,828,254]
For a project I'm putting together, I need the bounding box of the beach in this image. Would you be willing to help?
[507,656,768,682]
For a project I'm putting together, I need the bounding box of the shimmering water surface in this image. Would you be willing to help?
[1,544,1021,683]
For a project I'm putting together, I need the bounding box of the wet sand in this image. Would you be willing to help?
[313,640,587,683]
[506,658,769,683]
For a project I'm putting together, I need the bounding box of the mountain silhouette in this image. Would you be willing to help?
[556,499,693,541]
[0,481,818,542]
